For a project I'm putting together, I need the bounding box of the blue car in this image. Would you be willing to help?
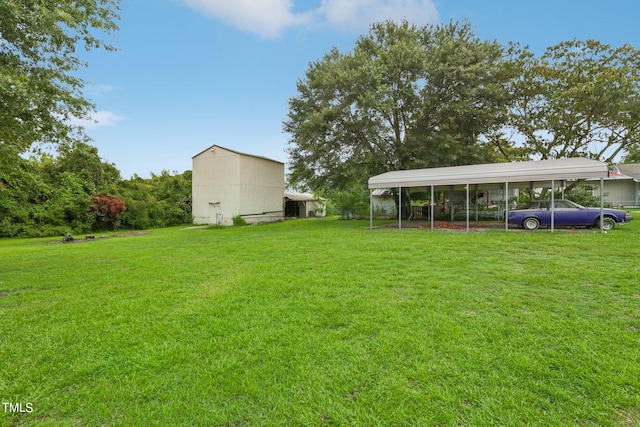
[508,200,633,230]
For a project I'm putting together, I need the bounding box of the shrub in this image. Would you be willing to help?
[232,215,247,226]
[91,194,126,230]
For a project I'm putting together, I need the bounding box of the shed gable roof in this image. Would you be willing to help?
[284,192,326,202]
[368,158,608,189]
[192,144,284,165]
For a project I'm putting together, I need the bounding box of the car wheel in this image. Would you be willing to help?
[522,217,540,230]
[598,217,616,230]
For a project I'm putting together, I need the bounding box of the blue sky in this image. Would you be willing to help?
[77,0,640,178]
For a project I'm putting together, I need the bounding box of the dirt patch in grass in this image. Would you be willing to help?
[46,231,146,245]
[619,407,640,426]
[0,287,32,299]
[113,231,147,237]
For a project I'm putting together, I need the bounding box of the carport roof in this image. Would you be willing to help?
[368,158,609,189]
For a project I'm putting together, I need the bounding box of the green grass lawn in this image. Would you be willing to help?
[1,214,640,426]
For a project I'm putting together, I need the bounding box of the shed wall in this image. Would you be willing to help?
[192,147,241,225]
[238,155,285,224]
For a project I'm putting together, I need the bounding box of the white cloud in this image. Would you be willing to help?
[318,0,438,31]
[70,110,124,130]
[182,0,312,38]
[85,84,117,98]
[181,0,438,38]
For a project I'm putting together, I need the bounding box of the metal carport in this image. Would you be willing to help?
[368,158,610,232]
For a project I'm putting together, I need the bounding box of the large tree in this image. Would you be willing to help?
[622,143,640,163]
[506,40,640,164]
[0,0,120,161]
[284,20,513,193]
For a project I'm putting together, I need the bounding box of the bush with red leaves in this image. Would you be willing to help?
[91,194,126,230]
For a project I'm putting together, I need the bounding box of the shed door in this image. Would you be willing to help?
[209,202,221,225]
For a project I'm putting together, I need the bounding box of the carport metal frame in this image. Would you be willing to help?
[368,158,609,233]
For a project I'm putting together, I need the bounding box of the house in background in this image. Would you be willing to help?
[284,192,326,218]
[192,145,284,225]
[592,164,640,207]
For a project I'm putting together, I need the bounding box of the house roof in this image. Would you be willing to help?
[588,164,640,182]
[368,158,609,189]
[618,163,640,179]
[192,144,284,164]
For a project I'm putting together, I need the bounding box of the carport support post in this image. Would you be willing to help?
[450,187,454,221]
[600,178,604,233]
[398,186,402,230]
[430,185,434,231]
[369,189,373,230]
[505,182,509,232]
[466,184,470,233]
[551,179,555,233]
[475,184,479,221]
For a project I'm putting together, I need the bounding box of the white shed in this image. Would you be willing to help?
[284,192,327,218]
[192,145,284,225]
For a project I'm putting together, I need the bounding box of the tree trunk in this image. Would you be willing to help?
[392,188,412,220]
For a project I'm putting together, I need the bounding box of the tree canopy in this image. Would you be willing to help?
[0,0,120,160]
[0,1,198,237]
[0,143,192,237]
[622,143,640,163]
[284,21,512,193]
[506,39,640,164]
[0,142,122,236]
[285,22,640,194]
